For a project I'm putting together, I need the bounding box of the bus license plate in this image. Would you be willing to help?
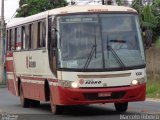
[98,92,111,97]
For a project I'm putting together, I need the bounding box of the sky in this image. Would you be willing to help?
[0,0,19,22]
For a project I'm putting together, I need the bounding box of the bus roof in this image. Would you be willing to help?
[7,5,137,28]
[48,5,137,15]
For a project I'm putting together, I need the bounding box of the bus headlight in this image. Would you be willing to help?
[131,77,146,86]
[71,82,79,88]
[131,80,139,85]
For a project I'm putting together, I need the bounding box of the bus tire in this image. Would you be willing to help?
[50,94,62,114]
[30,100,40,107]
[114,102,128,112]
[20,84,30,108]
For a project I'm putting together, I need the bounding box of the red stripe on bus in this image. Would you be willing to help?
[8,79,16,96]
[6,61,14,72]
[48,79,58,82]
[20,76,45,81]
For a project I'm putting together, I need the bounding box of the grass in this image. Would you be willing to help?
[146,80,160,98]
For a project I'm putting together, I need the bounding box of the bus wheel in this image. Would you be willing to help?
[114,102,128,112]
[50,94,62,114]
[20,84,30,108]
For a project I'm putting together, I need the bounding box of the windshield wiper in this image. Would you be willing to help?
[83,34,97,71]
[107,45,125,69]
[83,45,96,71]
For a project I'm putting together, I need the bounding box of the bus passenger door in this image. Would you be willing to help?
[48,16,57,76]
[27,20,48,101]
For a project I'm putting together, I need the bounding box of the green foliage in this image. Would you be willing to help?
[16,0,68,17]
[131,0,143,14]
[147,80,160,98]
[131,0,160,39]
[116,0,123,6]
[142,5,156,28]
[116,0,130,6]
[152,0,160,37]
[131,0,143,24]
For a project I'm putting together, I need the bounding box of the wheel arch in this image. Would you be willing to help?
[17,77,21,96]
[44,80,50,101]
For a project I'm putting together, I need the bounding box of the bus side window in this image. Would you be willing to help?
[14,28,17,50]
[42,21,46,47]
[24,25,30,50]
[38,20,46,48]
[29,24,32,49]
[22,26,26,50]
[10,29,14,51]
[31,22,38,49]
[16,27,22,50]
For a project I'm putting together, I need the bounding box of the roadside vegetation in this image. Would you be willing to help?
[130,0,160,99]
[145,40,160,99]
[146,80,160,98]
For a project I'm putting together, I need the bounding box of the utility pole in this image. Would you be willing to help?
[0,0,4,83]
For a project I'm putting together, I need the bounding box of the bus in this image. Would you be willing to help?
[6,5,146,114]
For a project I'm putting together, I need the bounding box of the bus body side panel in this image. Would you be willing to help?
[13,50,55,101]
[49,72,62,104]
[20,76,45,101]
[6,51,18,96]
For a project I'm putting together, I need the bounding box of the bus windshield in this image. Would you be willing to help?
[56,14,145,71]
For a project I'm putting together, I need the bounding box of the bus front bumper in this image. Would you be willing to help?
[50,84,146,105]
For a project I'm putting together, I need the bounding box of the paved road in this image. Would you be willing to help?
[0,88,160,120]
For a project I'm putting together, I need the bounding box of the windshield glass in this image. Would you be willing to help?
[56,14,145,71]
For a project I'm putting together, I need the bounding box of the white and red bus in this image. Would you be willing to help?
[6,5,146,114]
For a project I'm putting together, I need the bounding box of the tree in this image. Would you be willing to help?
[131,0,143,14]
[116,0,123,6]
[131,0,156,28]
[131,0,144,26]
[116,0,130,6]
[16,0,68,17]
[131,0,160,40]
[142,5,156,28]
[152,0,160,36]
